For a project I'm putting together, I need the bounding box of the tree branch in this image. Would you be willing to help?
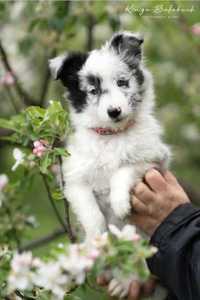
[41,173,69,234]
[180,179,200,206]
[0,40,36,106]
[58,156,76,242]
[19,227,66,252]
[15,290,36,300]
[4,202,21,248]
[39,49,57,107]
[4,86,20,113]
[85,13,95,51]
[39,63,51,107]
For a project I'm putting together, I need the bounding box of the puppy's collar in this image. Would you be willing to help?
[90,120,135,136]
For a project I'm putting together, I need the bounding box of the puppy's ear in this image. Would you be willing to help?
[109,32,144,68]
[49,52,88,87]
[49,54,67,80]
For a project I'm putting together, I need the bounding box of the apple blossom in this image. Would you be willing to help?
[92,232,109,249]
[8,225,154,300]
[12,148,25,171]
[108,224,140,242]
[32,139,49,157]
[34,262,68,299]
[0,174,8,191]
[8,252,42,292]
[0,72,15,86]
[191,23,200,36]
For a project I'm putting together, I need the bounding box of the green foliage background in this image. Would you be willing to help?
[0,1,200,299]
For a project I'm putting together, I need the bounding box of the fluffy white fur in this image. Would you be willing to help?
[50,32,170,299]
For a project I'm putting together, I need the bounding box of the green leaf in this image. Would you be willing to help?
[0,118,16,130]
[40,153,52,174]
[54,148,69,157]
[52,189,64,201]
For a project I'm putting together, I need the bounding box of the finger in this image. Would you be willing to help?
[163,170,178,185]
[134,182,155,205]
[144,169,167,193]
[97,275,109,287]
[97,271,112,286]
[131,196,148,214]
[142,277,157,296]
[128,280,141,300]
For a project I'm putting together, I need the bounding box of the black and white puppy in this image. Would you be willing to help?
[49,31,170,299]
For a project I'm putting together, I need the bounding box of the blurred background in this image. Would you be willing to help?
[0,0,200,298]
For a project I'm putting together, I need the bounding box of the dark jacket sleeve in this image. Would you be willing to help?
[147,203,200,300]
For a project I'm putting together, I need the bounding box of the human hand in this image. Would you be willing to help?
[97,275,157,300]
[130,169,190,236]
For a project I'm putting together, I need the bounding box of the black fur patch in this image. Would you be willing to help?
[110,33,143,69]
[110,33,123,55]
[87,74,102,94]
[134,68,144,86]
[57,52,88,112]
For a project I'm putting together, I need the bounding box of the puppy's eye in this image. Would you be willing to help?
[117,79,129,88]
[89,88,98,95]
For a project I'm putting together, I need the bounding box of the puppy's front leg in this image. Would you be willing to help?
[110,166,135,219]
[64,181,106,241]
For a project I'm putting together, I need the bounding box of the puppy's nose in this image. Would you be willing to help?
[107,107,121,119]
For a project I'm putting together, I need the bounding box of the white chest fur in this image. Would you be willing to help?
[63,114,169,191]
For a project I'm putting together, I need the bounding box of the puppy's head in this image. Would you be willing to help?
[49,32,154,129]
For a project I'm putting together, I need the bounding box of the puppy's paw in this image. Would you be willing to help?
[85,216,107,244]
[110,190,131,219]
[108,277,132,299]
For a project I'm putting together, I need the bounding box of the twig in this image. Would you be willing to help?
[180,179,200,206]
[58,156,76,242]
[19,227,66,252]
[15,290,36,300]
[39,63,51,107]
[0,40,36,106]
[41,173,69,233]
[39,49,57,107]
[85,13,95,51]
[0,128,12,137]
[4,87,20,113]
[4,203,21,248]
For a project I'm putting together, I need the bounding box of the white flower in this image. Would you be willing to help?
[26,215,38,227]
[59,244,94,285]
[0,174,8,191]
[34,262,67,299]
[8,252,41,292]
[12,148,25,171]
[109,224,141,241]
[92,232,109,249]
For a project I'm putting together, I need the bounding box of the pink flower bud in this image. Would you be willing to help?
[4,72,15,86]
[0,174,9,191]
[191,23,200,36]
[88,249,100,260]
[33,141,42,148]
[36,151,43,157]
[132,234,141,242]
[33,148,38,155]
[37,145,46,152]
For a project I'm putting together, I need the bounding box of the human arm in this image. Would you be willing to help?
[131,169,200,300]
